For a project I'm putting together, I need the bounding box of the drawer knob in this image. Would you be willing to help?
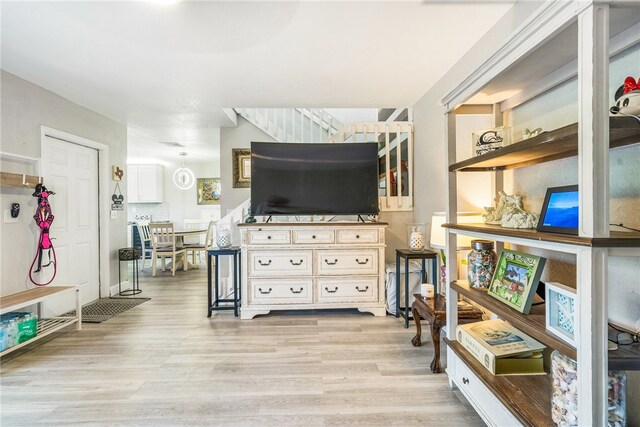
[325,286,339,294]
[355,285,369,293]
[355,258,369,265]
[290,259,304,266]
[462,377,469,385]
[258,287,272,294]
[290,287,304,294]
[356,234,360,239]
[267,235,272,240]
[324,259,339,265]
[258,259,272,266]
[312,235,316,239]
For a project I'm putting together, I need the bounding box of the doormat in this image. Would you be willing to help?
[62,297,151,323]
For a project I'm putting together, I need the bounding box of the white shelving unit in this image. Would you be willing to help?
[441,2,640,426]
[1,286,81,357]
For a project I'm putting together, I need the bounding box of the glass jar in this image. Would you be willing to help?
[466,240,497,289]
[551,350,578,426]
[551,351,627,427]
[608,371,626,427]
[406,223,426,251]
[216,224,232,248]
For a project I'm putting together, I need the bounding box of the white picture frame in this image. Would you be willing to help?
[545,281,577,347]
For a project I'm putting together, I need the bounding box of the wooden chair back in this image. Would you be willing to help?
[204,221,216,248]
[150,223,177,250]
[137,221,152,244]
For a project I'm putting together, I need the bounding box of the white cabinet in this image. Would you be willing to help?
[127,164,163,203]
[239,223,387,320]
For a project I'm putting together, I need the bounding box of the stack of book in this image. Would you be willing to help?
[457,319,546,375]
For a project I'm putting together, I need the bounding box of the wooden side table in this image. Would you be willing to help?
[411,293,483,373]
[395,248,438,328]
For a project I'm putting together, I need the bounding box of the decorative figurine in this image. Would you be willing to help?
[610,76,640,117]
[483,191,538,229]
[522,127,543,140]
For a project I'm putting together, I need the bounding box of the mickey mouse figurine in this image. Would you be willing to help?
[610,76,640,117]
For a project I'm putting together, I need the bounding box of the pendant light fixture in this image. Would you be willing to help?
[173,152,195,190]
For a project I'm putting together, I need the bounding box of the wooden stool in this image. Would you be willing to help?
[411,293,483,373]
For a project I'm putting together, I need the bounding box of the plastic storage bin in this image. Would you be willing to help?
[0,312,38,352]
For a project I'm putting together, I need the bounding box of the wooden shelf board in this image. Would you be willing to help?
[445,338,553,427]
[443,223,640,248]
[1,286,76,314]
[609,343,640,371]
[449,117,640,172]
[451,280,577,359]
[0,171,42,189]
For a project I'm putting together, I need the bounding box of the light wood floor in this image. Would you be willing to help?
[1,266,483,426]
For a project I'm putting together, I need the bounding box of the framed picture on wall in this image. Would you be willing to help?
[232,149,251,188]
[197,178,221,205]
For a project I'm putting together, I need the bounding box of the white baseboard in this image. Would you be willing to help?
[110,280,130,297]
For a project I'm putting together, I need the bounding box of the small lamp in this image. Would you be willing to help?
[430,212,483,286]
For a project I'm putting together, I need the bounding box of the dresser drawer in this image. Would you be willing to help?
[451,352,520,426]
[336,228,378,244]
[248,250,313,277]
[246,229,291,245]
[317,277,378,303]
[316,249,378,276]
[249,279,313,304]
[292,229,334,244]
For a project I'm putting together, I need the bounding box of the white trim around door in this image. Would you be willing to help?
[40,126,111,299]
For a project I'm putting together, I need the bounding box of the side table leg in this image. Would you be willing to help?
[404,257,410,328]
[207,253,212,318]
[411,302,422,347]
[395,254,400,318]
[430,319,445,373]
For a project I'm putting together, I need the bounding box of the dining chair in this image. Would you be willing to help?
[136,221,153,270]
[183,219,203,245]
[184,221,216,265]
[149,222,187,276]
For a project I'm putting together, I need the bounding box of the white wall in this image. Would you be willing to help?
[0,70,127,297]
[220,116,276,215]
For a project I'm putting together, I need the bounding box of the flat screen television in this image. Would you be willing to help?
[250,142,379,216]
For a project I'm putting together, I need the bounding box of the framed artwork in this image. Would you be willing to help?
[487,249,546,314]
[545,282,577,346]
[197,178,221,205]
[232,149,251,188]
[537,185,579,235]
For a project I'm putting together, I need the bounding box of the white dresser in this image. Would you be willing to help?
[238,222,387,320]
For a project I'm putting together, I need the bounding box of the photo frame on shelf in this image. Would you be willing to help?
[197,178,221,205]
[545,281,577,347]
[487,249,546,314]
[232,149,251,188]
[537,185,579,235]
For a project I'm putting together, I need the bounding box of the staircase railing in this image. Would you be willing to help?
[235,108,343,143]
[329,121,414,212]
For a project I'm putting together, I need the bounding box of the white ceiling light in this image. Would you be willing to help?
[173,152,195,190]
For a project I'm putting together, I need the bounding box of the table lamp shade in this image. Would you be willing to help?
[429,212,483,250]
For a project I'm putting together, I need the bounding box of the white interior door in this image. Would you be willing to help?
[41,136,100,315]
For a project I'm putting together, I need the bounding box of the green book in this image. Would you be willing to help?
[457,319,546,376]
